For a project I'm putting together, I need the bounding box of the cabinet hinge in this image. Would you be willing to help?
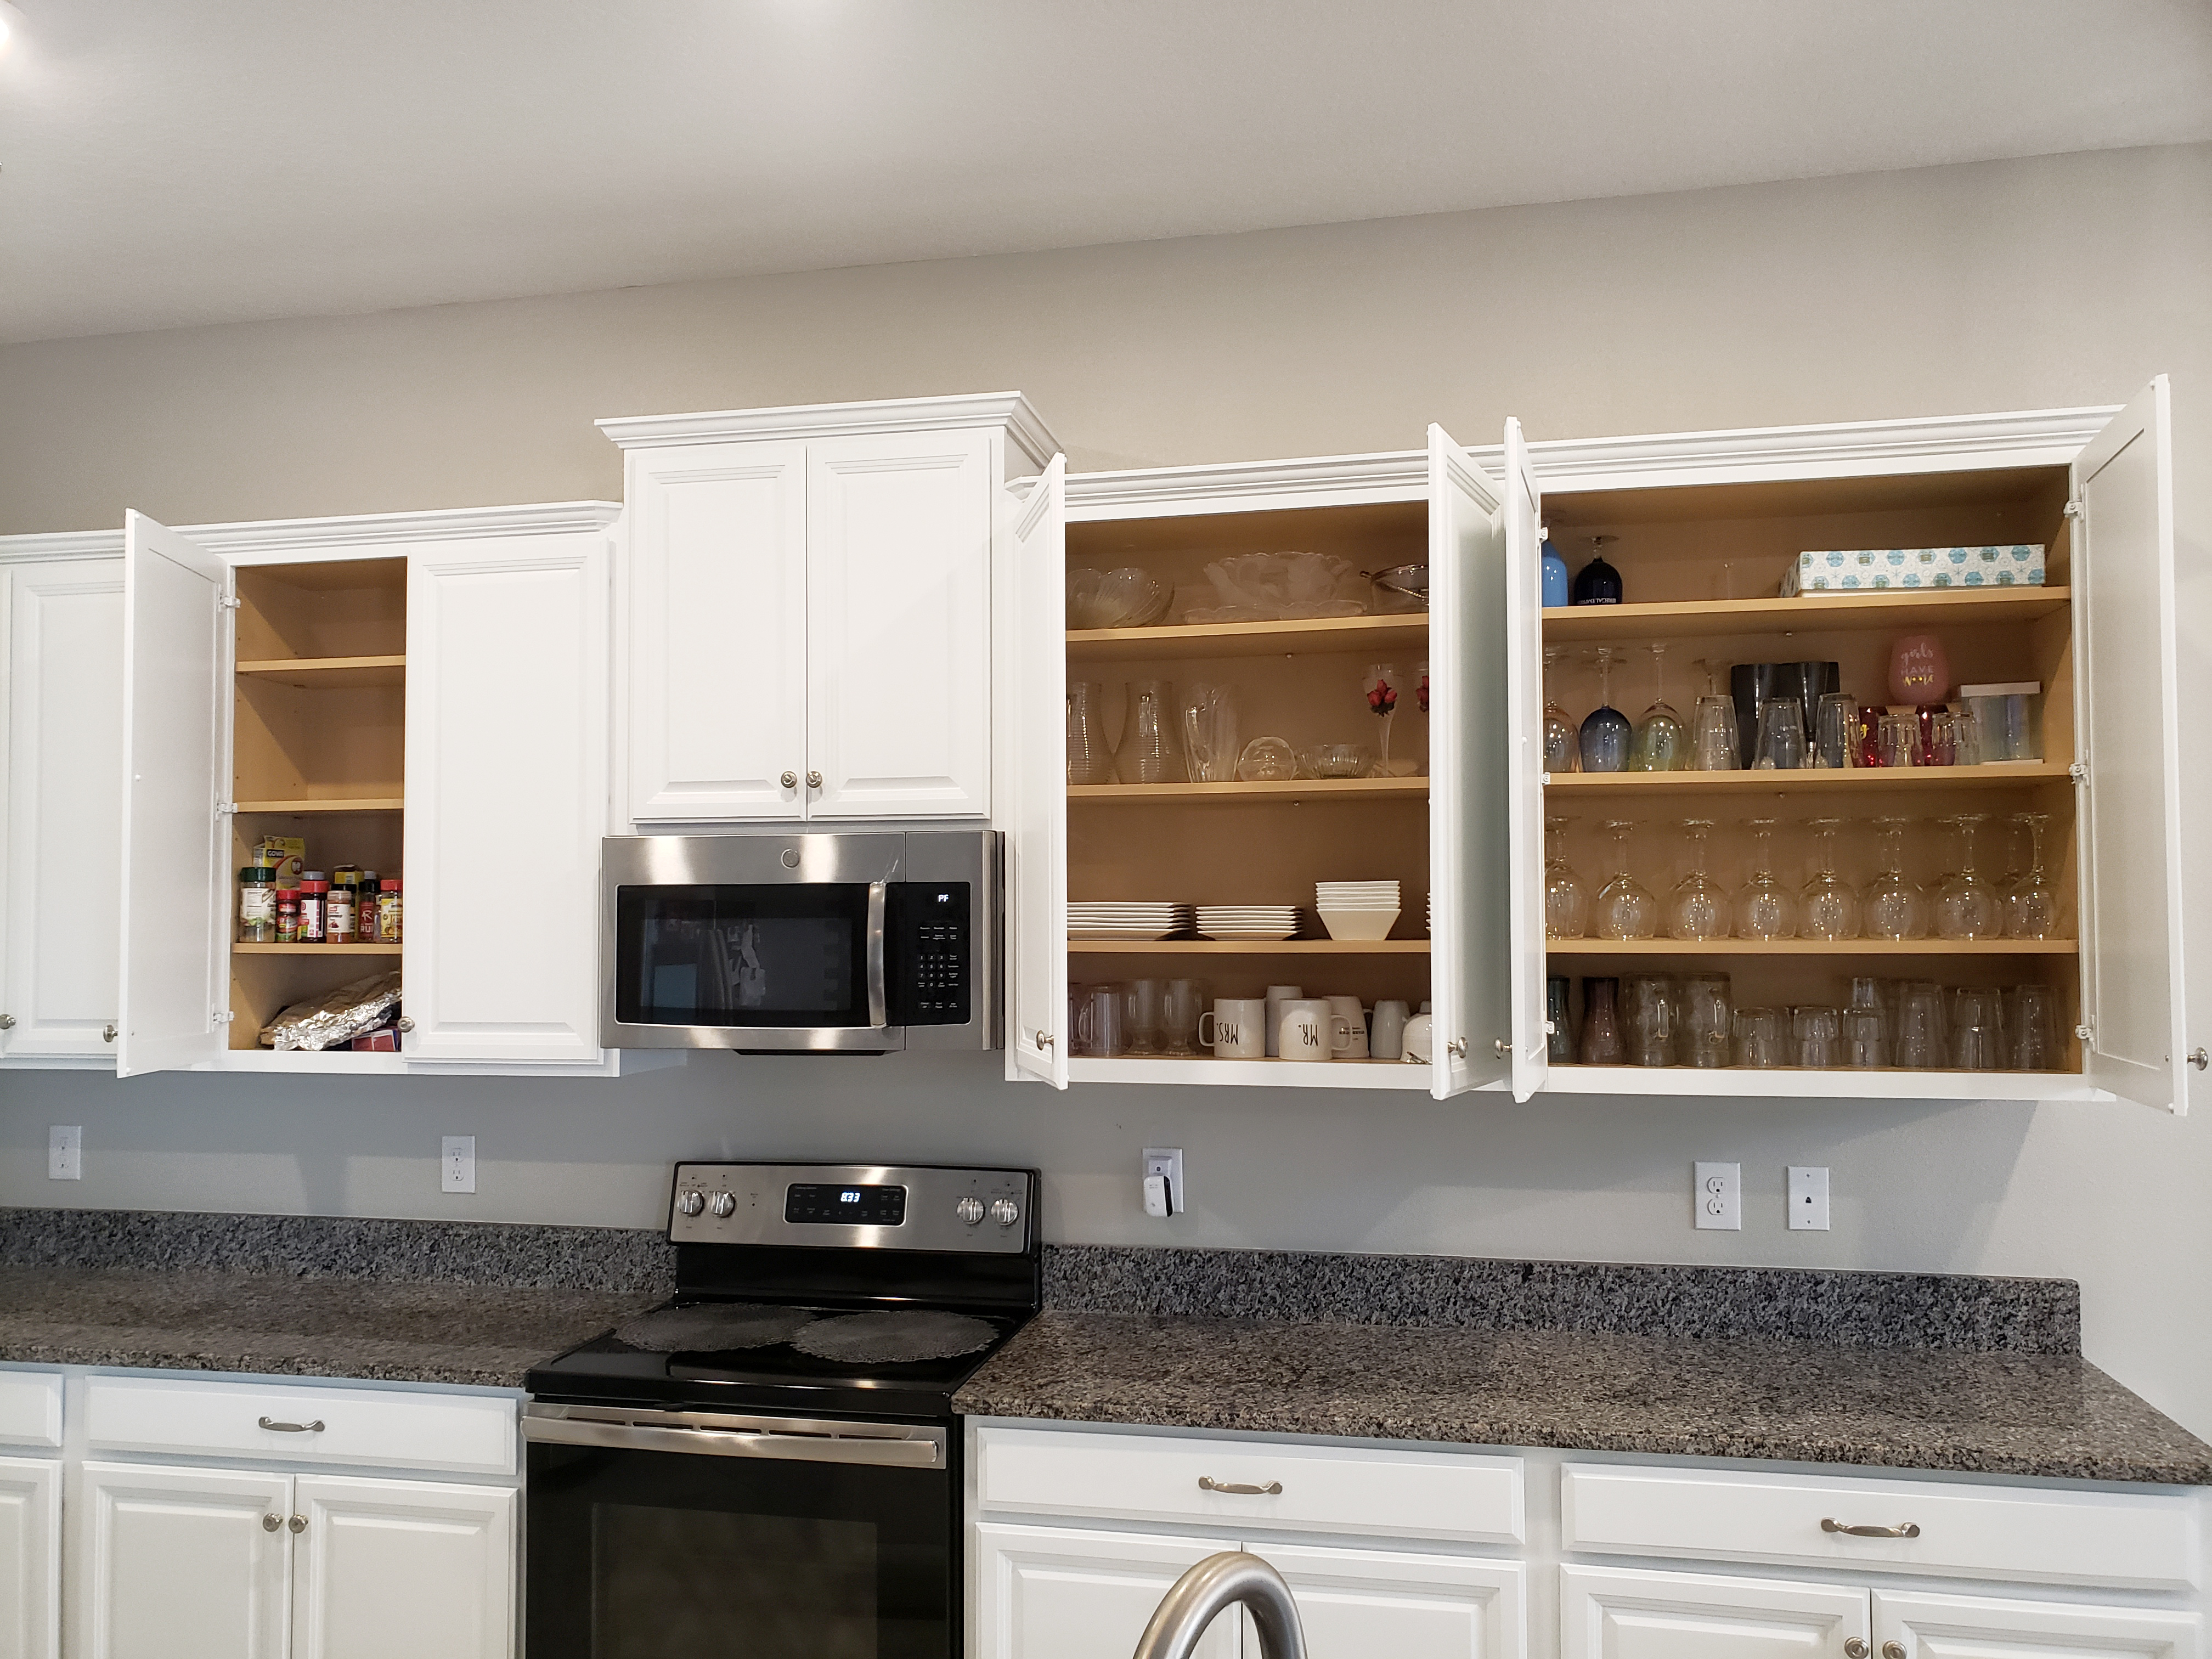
[2068,762,2087,785]
[2063,499,2085,519]
[2075,1021,2094,1042]
[215,800,237,815]
[214,1011,236,1024]
[218,595,242,611]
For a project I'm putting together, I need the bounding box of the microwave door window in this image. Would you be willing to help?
[620,887,870,1026]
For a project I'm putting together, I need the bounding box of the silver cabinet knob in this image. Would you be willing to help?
[0,1015,14,1030]
[709,1191,736,1218]
[1884,1645,1908,1659]
[955,1197,985,1226]
[287,1514,307,1534]
[990,1197,1021,1228]
[262,1513,282,1532]
[396,1015,415,1033]
[781,771,799,789]
[676,1190,706,1217]
[1845,1641,1869,1659]
[806,770,823,789]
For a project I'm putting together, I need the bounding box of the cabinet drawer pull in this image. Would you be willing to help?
[1822,1516,1919,1539]
[1197,1476,1282,1496]
[262,1512,281,1532]
[258,1415,326,1434]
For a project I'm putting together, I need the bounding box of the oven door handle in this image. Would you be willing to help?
[523,1410,945,1469]
[865,880,889,1029]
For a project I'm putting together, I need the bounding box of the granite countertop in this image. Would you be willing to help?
[0,1263,655,1389]
[956,1311,2212,1486]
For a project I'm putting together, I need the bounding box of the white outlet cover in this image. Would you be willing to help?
[441,1135,476,1195]
[1694,1160,1741,1231]
[1788,1165,1831,1231]
[1142,1147,1184,1217]
[48,1126,81,1181]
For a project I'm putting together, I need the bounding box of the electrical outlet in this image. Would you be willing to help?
[441,1135,476,1195]
[48,1126,81,1181]
[1788,1166,1831,1231]
[1142,1147,1184,1218]
[1694,1161,1740,1230]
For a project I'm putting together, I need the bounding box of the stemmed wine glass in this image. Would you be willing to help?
[1863,814,1929,940]
[1629,643,1685,772]
[1735,817,1799,939]
[1798,817,1862,940]
[2004,811,2059,938]
[1667,819,1733,940]
[1362,662,1402,775]
[1545,815,1590,938]
[1542,647,1578,772]
[1936,812,2002,940]
[1579,647,1632,774]
[1594,819,1658,940]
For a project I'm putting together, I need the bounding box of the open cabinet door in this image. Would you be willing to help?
[116,511,232,1077]
[2073,376,2190,1113]
[1007,458,1070,1086]
[1500,419,1549,1102]
[1426,426,1513,1098]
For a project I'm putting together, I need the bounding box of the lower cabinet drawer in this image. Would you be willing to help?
[1561,1463,2200,1591]
[0,1370,62,1449]
[975,1426,1524,1545]
[84,1374,517,1476]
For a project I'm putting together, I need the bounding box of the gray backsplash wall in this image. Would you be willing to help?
[2,143,2208,1436]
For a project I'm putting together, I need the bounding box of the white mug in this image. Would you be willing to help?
[1199,997,1267,1060]
[1399,1012,1434,1064]
[1370,1000,1411,1061]
[1279,998,1353,1062]
[1262,984,1305,1058]
[1327,995,1370,1059]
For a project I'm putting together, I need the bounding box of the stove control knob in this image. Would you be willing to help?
[709,1192,737,1218]
[990,1197,1022,1228]
[955,1197,986,1226]
[676,1190,706,1217]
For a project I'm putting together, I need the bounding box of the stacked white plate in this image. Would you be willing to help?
[1194,904,1304,941]
[1068,901,1193,941]
[1316,880,1402,942]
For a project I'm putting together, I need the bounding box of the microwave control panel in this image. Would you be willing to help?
[888,882,971,1025]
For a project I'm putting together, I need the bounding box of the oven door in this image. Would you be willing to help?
[524,1405,953,1659]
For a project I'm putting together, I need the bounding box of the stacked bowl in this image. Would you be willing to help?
[1316,881,1401,941]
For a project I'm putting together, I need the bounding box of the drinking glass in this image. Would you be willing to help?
[1677,974,1733,1069]
[1594,819,1658,940]
[1876,711,1918,769]
[1842,1005,1890,1069]
[1622,975,1677,1066]
[1579,977,1624,1064]
[1578,647,1632,773]
[1541,647,1579,772]
[2002,811,2059,939]
[1362,663,1403,773]
[1546,977,1577,1063]
[1114,680,1184,783]
[1798,817,1862,940]
[1950,986,2004,1070]
[1950,706,1983,767]
[1864,815,1928,940]
[1936,813,2002,940]
[1752,696,1807,769]
[1067,680,1115,784]
[1793,1006,1842,1069]
[1545,815,1590,939]
[1629,643,1685,772]
[2006,983,2060,1071]
[1122,978,1168,1055]
[1892,980,1949,1069]
[1734,817,1798,940]
[1731,1007,1787,1069]
[1075,983,1130,1058]
[1667,818,1733,941]
[1161,979,1207,1056]
[1812,692,1861,769]
[1691,695,1741,771]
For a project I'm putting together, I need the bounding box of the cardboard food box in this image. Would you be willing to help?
[1781,545,2046,595]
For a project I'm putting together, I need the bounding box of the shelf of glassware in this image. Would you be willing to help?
[1538,1063,2107,1100]
[1544,938,2073,957]
[1065,1056,1437,1090]
[1539,585,2072,644]
[1543,764,2068,795]
[1070,777,1427,804]
[1066,613,1429,663]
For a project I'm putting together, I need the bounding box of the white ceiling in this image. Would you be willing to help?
[1,0,2207,345]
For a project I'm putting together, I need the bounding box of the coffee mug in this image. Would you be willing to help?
[1199,997,1267,1060]
[1262,984,1305,1058]
[1399,1012,1434,1064]
[1327,995,1369,1059]
[1370,999,1411,1061]
[1279,998,1353,1062]
[1074,983,1128,1058]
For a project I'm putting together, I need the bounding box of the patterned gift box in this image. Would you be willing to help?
[1781,545,2046,595]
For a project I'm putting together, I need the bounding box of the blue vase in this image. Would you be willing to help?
[1579,704,1632,772]
[1541,539,1570,608]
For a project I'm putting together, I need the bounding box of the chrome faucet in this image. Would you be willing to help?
[1132,1551,1308,1659]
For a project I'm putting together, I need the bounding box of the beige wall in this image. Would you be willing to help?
[3,144,2209,1432]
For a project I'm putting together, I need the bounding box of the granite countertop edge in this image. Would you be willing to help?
[0,1339,530,1391]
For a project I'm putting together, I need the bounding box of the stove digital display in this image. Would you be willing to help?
[785,1182,908,1226]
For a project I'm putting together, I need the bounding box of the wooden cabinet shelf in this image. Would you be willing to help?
[1541,586,2069,642]
[1068,612,1428,662]
[1070,776,1427,804]
[1070,938,1430,954]
[235,654,405,689]
[234,797,404,814]
[1546,937,2074,956]
[233,942,400,956]
[1545,763,2070,794]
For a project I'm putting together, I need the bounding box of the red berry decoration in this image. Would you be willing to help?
[1366,679,1398,716]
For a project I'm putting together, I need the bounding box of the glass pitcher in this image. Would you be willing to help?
[1067,680,1115,785]
[1115,680,1186,783]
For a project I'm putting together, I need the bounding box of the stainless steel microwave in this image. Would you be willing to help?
[600,831,1001,1053]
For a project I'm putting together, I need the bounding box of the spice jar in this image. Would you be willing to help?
[237,867,276,943]
[298,873,329,944]
[376,877,403,944]
[275,887,300,945]
[328,870,359,944]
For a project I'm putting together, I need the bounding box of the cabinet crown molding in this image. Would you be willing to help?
[596,391,1062,474]
[0,501,620,562]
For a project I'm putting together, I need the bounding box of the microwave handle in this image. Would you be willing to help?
[866,881,889,1028]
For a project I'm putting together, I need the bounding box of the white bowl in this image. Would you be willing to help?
[1318,906,1400,941]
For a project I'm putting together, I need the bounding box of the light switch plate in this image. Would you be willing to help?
[1694,1161,1740,1230]
[1788,1165,1831,1230]
[442,1135,476,1194]
[48,1126,81,1181]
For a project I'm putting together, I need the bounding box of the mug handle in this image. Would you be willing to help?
[1198,1011,1217,1048]
[1330,1015,1355,1054]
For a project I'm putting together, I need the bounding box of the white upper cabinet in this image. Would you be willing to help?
[1,556,125,1063]
[1498,420,1549,1104]
[1007,458,1069,1086]
[601,393,1061,826]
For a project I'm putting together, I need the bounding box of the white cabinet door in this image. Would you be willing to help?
[1426,424,1513,1099]
[805,427,995,818]
[1249,1541,1522,1659]
[404,529,610,1063]
[292,1476,515,1659]
[0,1456,58,1659]
[1,559,124,1060]
[1875,1589,2200,1658]
[974,1522,1237,1659]
[2072,376,2190,1113]
[1005,459,1068,1085]
[77,1461,291,1659]
[115,511,232,1077]
[1499,417,1549,1102]
[1561,1565,1868,1658]
[623,438,808,822]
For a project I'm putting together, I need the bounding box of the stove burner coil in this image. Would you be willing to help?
[791,1310,999,1363]
[613,1302,819,1353]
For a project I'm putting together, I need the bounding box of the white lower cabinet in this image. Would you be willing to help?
[1561,1565,1868,1657]
[1250,1541,1521,1658]
[1874,1589,2202,1658]
[291,1476,515,1659]
[0,1455,60,1659]
[975,1523,1240,1659]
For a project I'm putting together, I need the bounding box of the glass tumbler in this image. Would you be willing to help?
[2006,983,2060,1071]
[1752,696,1807,769]
[1842,1006,1890,1069]
[1690,695,1741,771]
[1579,977,1625,1065]
[1792,1006,1842,1069]
[1677,975,1734,1069]
[1066,681,1116,785]
[1812,693,1861,769]
[1891,981,1949,1069]
[1622,975,1677,1067]
[1731,1007,1788,1069]
[1950,986,2005,1070]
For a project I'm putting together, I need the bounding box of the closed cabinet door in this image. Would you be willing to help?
[805,428,995,819]
[623,438,808,821]
[1,558,124,1060]
[404,528,610,1063]
[974,1522,1238,1659]
[77,1461,291,1659]
[1249,1541,1523,1659]
[0,1455,59,1659]
[1561,1565,1869,1658]
[292,1476,515,1659]
[1005,459,1068,1085]
[1874,1589,2202,1659]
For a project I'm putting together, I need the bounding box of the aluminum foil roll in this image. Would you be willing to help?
[266,970,403,1051]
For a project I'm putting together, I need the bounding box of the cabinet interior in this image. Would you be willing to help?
[1541,463,2084,1075]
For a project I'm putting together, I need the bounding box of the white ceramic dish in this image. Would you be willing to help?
[1318,906,1400,941]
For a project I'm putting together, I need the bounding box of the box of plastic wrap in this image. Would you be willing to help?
[1781,545,2046,594]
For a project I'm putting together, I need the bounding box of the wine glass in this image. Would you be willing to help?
[2003,811,2059,938]
[1362,663,1402,774]
[1798,817,1862,940]
[1629,643,1685,772]
[1578,647,1632,773]
[1544,815,1590,939]
[1936,813,2002,940]
[1735,818,1799,939]
[1594,819,1658,940]
[1863,815,1929,940]
[1542,647,1578,772]
[1666,819,1733,940]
